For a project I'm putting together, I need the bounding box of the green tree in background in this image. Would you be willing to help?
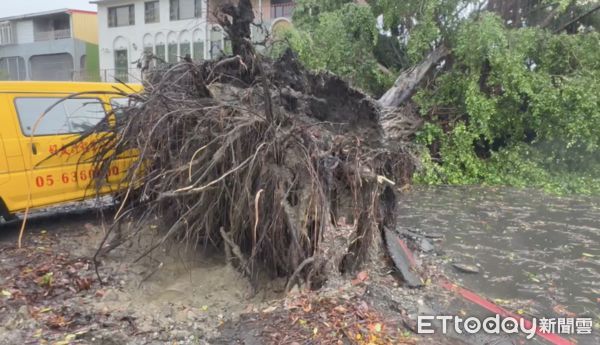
[274,0,600,194]
[272,0,395,95]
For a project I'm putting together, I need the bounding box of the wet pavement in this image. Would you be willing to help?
[397,186,600,344]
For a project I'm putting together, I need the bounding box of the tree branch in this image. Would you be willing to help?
[553,3,600,33]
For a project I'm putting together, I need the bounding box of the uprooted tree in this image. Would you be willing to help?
[78,0,416,289]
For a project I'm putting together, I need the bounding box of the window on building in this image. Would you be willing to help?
[0,22,15,45]
[210,28,223,59]
[180,42,191,59]
[15,98,106,136]
[224,37,232,55]
[145,1,160,23]
[210,41,222,59]
[170,0,202,20]
[114,49,129,82]
[108,5,135,27]
[0,56,26,80]
[193,41,204,60]
[168,43,178,62]
[155,44,166,62]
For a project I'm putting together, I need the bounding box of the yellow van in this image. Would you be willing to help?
[0,81,141,221]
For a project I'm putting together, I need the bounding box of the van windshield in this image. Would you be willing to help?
[15,98,107,136]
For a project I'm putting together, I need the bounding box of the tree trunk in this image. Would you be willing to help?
[217,0,255,58]
[377,45,449,108]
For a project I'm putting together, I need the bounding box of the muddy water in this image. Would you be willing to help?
[397,186,600,336]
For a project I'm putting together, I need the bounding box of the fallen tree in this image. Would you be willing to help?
[81,0,415,289]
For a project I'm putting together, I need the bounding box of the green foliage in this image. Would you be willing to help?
[277,1,394,95]
[415,13,600,194]
[292,0,354,28]
[282,0,600,195]
[373,34,407,70]
[370,0,478,61]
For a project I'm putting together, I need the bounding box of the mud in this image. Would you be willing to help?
[0,207,270,345]
[0,206,433,345]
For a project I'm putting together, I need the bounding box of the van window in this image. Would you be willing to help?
[110,97,133,123]
[15,98,106,136]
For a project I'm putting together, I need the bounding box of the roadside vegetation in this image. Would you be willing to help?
[272,0,600,195]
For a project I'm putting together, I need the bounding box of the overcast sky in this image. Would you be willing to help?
[3,0,97,17]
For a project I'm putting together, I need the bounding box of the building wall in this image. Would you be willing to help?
[72,11,99,44]
[15,20,34,44]
[97,0,294,82]
[0,10,101,81]
[85,43,101,81]
[71,11,101,80]
[98,0,211,82]
[0,38,87,80]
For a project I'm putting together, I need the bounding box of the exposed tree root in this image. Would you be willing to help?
[72,3,416,290]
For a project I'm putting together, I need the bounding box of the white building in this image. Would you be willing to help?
[93,0,295,83]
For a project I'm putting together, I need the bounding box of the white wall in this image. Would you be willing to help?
[98,0,210,82]
[15,20,34,44]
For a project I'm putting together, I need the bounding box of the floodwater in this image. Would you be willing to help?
[397,186,600,343]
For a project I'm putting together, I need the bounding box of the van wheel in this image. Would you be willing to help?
[0,198,16,222]
[1,213,17,222]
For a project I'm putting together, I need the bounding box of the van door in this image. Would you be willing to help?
[11,95,106,208]
[0,133,9,187]
[0,94,30,214]
[0,123,11,218]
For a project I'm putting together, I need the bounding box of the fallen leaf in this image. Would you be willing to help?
[262,306,277,313]
[1,290,12,298]
[352,271,369,285]
[333,305,347,313]
[75,278,92,291]
[553,304,576,317]
[33,329,43,338]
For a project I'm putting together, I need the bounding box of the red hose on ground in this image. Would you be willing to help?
[438,280,573,345]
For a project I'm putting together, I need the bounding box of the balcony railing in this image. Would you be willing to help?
[271,2,294,19]
[34,29,71,42]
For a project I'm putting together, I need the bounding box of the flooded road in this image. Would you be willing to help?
[397,186,600,342]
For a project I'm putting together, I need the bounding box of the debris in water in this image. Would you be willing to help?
[451,263,480,274]
[384,228,423,288]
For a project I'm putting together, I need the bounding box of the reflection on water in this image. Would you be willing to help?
[397,186,599,337]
